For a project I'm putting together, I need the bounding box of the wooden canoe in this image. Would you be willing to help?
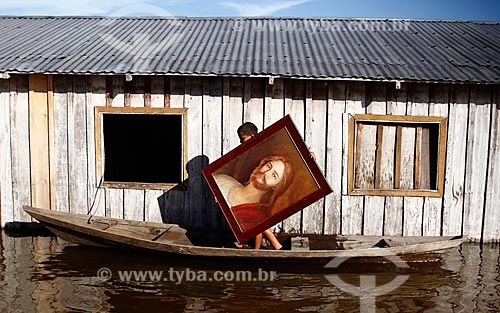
[23,205,463,263]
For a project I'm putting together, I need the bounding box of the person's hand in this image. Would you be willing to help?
[308,146,316,160]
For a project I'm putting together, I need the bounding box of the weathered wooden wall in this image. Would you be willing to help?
[1,74,499,242]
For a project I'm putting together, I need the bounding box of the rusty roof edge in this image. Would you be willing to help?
[2,70,498,85]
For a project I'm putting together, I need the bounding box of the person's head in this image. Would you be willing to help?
[249,155,295,206]
[237,122,258,143]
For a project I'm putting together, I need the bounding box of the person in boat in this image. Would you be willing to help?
[214,153,295,250]
[213,122,294,250]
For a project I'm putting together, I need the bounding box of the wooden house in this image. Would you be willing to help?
[1,16,499,242]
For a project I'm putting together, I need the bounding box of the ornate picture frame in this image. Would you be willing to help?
[202,115,332,243]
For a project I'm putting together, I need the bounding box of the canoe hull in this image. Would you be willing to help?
[23,205,463,263]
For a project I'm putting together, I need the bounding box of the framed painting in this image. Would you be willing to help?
[202,115,332,243]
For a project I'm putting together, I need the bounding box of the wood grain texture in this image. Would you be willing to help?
[47,75,56,212]
[384,83,407,235]
[145,189,164,222]
[282,79,305,233]
[403,83,429,237]
[150,76,165,108]
[222,78,244,154]
[303,81,327,234]
[9,76,31,222]
[3,75,500,242]
[363,82,386,236]
[264,78,285,128]
[463,85,491,241]
[324,81,345,235]
[184,77,204,227]
[106,188,124,219]
[67,76,88,214]
[86,76,106,217]
[424,84,449,236]
[442,84,469,236]
[342,81,365,235]
[53,76,70,212]
[203,78,223,228]
[244,78,265,131]
[129,76,145,108]
[29,74,50,210]
[106,76,126,218]
[483,86,500,242]
[0,78,13,224]
[124,189,145,221]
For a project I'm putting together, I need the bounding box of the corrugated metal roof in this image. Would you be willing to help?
[0,16,499,83]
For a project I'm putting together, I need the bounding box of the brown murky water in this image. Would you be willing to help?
[0,231,499,312]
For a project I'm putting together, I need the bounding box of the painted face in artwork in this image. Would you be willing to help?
[250,160,285,191]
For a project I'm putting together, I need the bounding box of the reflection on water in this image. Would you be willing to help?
[0,231,499,313]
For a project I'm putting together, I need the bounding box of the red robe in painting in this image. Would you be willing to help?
[230,203,272,232]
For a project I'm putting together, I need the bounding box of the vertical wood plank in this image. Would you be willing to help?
[0,78,13,225]
[342,81,365,235]
[463,85,491,241]
[124,189,145,221]
[264,78,285,128]
[86,76,106,217]
[164,76,171,108]
[222,77,244,154]
[355,123,377,189]
[144,76,165,221]
[442,84,469,236]
[170,76,185,108]
[203,77,223,228]
[145,190,164,222]
[303,80,327,234]
[483,86,500,242]
[150,76,165,108]
[106,76,125,218]
[424,84,449,236]
[164,76,186,225]
[354,124,363,188]
[29,74,51,210]
[324,81,345,235]
[10,76,31,222]
[144,76,151,108]
[110,76,124,107]
[106,189,124,219]
[130,76,145,107]
[400,127,416,189]
[403,83,429,236]
[384,83,407,235]
[264,79,285,232]
[403,197,424,236]
[184,77,204,227]
[244,78,265,130]
[47,75,56,212]
[379,125,396,189]
[282,79,305,233]
[363,82,386,236]
[68,76,88,214]
[53,76,69,212]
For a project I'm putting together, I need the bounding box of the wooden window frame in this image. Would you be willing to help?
[348,114,447,197]
[95,106,188,190]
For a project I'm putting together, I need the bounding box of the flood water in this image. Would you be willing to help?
[0,231,499,313]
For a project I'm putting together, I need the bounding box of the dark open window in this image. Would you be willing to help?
[95,107,187,189]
